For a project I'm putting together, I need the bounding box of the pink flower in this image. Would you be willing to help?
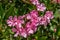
[31,19,39,26]
[7,10,38,38]
[18,15,25,19]
[38,11,54,26]
[26,14,31,20]
[26,10,38,20]
[26,10,39,26]
[14,31,19,37]
[26,22,37,35]
[30,0,39,5]
[20,28,27,38]
[20,32,27,38]
[30,10,38,18]
[30,10,39,26]
[7,16,25,27]
[12,28,17,32]
[57,0,60,3]
[38,17,48,26]
[45,11,54,19]
[7,10,54,38]
[30,0,46,12]
[7,16,14,26]
[36,3,46,11]
[27,27,34,34]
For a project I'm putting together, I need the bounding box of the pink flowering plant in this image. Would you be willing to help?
[0,0,60,40]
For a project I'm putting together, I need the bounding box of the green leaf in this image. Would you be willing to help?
[40,36,47,40]
[54,9,60,18]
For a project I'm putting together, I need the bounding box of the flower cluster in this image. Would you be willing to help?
[7,10,38,38]
[38,11,54,26]
[30,0,46,11]
[7,10,54,38]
